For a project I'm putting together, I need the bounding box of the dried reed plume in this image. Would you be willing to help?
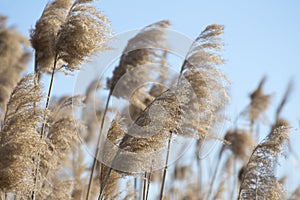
[238,121,290,200]
[246,76,271,123]
[47,96,83,160]
[37,96,84,198]
[98,119,123,199]
[30,0,73,74]
[173,165,193,181]
[181,24,229,139]
[100,166,121,200]
[31,0,111,74]
[221,129,255,161]
[71,149,87,199]
[107,20,170,99]
[82,80,111,145]
[55,0,112,71]
[46,179,73,200]
[117,90,182,154]
[0,75,45,195]
[0,16,30,114]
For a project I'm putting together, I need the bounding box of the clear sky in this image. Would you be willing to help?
[1,0,300,190]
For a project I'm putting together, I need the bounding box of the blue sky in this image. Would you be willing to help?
[1,0,300,189]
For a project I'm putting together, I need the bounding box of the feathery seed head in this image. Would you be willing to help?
[180,24,229,138]
[246,76,271,122]
[0,16,29,113]
[0,75,46,195]
[55,1,112,71]
[107,20,171,93]
[30,0,73,73]
[221,129,255,160]
[238,121,290,200]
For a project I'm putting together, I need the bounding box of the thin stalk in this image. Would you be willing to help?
[250,120,258,142]
[31,55,58,200]
[196,152,202,198]
[86,91,112,200]
[145,171,152,200]
[98,167,112,200]
[196,140,203,199]
[33,52,40,85]
[40,55,58,138]
[142,172,147,200]
[230,157,237,200]
[134,177,138,200]
[159,131,172,200]
[206,152,223,200]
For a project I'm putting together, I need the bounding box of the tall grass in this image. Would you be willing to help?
[0,1,298,200]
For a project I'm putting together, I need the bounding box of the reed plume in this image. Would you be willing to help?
[46,179,73,200]
[47,96,83,160]
[30,0,73,74]
[107,20,170,105]
[0,75,45,196]
[158,24,230,199]
[221,129,255,161]
[245,76,271,125]
[0,16,30,114]
[98,119,123,199]
[71,149,87,199]
[55,0,112,72]
[238,120,290,200]
[37,96,85,198]
[82,80,109,145]
[181,24,229,139]
[100,166,120,200]
[31,0,111,74]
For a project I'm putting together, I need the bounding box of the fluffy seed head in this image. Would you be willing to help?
[55,0,112,71]
[0,75,45,195]
[0,16,29,113]
[238,122,290,200]
[221,129,255,160]
[107,20,171,93]
[30,0,73,73]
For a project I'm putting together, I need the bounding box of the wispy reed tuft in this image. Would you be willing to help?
[107,20,170,98]
[30,0,73,74]
[31,0,112,74]
[0,75,45,195]
[238,121,290,200]
[221,129,255,161]
[0,16,30,114]
[181,24,229,139]
[55,0,112,72]
[245,76,271,123]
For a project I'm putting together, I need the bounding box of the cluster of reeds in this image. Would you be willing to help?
[0,1,298,200]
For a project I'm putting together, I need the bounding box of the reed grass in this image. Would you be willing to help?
[0,2,298,200]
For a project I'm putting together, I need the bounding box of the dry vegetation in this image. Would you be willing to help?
[0,0,298,199]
